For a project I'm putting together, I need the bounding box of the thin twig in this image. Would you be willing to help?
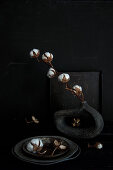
[38,150,47,155]
[48,62,54,68]
[51,147,58,156]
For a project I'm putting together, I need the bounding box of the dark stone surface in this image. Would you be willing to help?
[54,101,104,139]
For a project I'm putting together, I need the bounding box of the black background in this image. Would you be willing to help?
[0,0,113,170]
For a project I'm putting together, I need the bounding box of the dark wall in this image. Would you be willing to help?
[0,0,113,126]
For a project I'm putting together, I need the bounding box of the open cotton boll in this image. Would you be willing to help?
[73,85,82,92]
[45,52,52,57]
[30,49,40,58]
[47,68,56,78]
[58,73,70,83]
[97,143,103,149]
[26,138,43,152]
[31,138,43,147]
[42,52,53,62]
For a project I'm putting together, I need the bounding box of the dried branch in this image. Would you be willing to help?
[30,49,85,102]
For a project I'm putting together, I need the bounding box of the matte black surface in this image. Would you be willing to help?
[0,1,113,169]
[0,0,113,122]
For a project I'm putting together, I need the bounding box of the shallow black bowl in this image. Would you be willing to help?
[22,137,69,159]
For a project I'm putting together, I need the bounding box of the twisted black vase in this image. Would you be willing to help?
[54,101,104,139]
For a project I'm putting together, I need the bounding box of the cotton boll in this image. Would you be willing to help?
[97,143,103,149]
[42,52,53,62]
[73,85,82,92]
[58,73,70,83]
[26,138,43,153]
[31,138,43,147]
[88,142,103,149]
[47,68,56,78]
[30,49,40,58]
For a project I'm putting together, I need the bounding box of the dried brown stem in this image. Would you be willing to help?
[51,146,58,156]
[65,83,84,102]
[38,150,47,155]
[48,62,54,68]
[65,83,76,94]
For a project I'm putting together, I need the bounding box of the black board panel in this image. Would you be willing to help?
[50,72,102,113]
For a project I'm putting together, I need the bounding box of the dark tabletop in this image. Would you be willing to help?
[1,121,113,170]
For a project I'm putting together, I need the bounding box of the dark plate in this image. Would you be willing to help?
[22,137,69,159]
[22,147,81,165]
[12,136,79,165]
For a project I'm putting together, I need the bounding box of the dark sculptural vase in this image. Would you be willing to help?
[54,101,104,139]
